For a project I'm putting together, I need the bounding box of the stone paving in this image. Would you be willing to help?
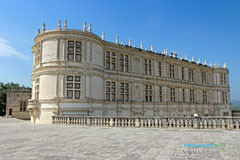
[0,118,240,160]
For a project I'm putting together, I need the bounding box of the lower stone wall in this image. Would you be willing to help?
[53,116,240,130]
[12,111,30,120]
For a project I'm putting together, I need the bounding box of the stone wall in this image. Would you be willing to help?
[6,88,31,120]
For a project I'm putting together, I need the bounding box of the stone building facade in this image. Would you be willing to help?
[28,20,232,124]
[6,88,31,120]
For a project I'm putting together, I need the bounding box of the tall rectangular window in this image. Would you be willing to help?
[159,86,163,102]
[159,62,162,77]
[202,71,207,84]
[182,89,185,103]
[20,101,27,112]
[182,67,185,80]
[105,51,116,70]
[67,41,82,62]
[190,89,195,103]
[120,82,129,101]
[203,91,207,103]
[144,59,152,75]
[189,68,194,82]
[106,81,116,101]
[35,78,39,99]
[222,92,228,104]
[66,75,81,99]
[120,54,129,72]
[169,64,175,79]
[221,73,226,85]
[145,85,153,102]
[170,88,176,102]
[34,43,41,65]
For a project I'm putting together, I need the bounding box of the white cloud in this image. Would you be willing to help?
[0,37,29,60]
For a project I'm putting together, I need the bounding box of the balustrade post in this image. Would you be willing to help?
[213,120,217,129]
[222,120,225,129]
[159,119,162,128]
[169,119,172,128]
[227,118,233,131]
[155,118,159,128]
[180,120,184,128]
[189,120,192,128]
[200,121,203,129]
[127,118,131,127]
[147,119,150,127]
[67,117,70,125]
[135,118,140,127]
[193,118,198,129]
[163,119,167,128]
[109,118,113,127]
[236,120,239,129]
[185,120,188,128]
[176,119,180,128]
[114,118,118,127]
[209,120,212,129]
[140,119,143,127]
[204,120,207,129]
[87,117,91,126]
[121,118,124,127]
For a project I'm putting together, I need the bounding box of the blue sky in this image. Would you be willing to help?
[0,0,239,100]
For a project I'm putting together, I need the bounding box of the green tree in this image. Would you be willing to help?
[0,82,27,116]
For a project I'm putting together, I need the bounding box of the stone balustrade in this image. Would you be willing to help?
[52,116,240,130]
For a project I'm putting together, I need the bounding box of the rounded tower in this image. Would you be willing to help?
[28,21,105,124]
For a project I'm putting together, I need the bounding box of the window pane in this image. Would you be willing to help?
[112,63,115,70]
[106,81,110,86]
[68,41,74,45]
[67,76,73,81]
[112,88,116,92]
[75,90,80,99]
[67,90,73,99]
[68,53,74,61]
[75,83,80,89]
[120,88,124,93]
[106,93,110,100]
[112,94,115,101]
[112,82,116,86]
[120,94,124,101]
[76,47,81,53]
[120,65,124,71]
[68,47,74,52]
[76,54,81,62]
[75,76,81,82]
[67,83,73,88]
[106,62,110,69]
[106,87,110,92]
[125,95,129,101]
[120,83,124,87]
[76,41,81,46]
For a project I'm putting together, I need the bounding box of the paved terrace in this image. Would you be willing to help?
[0,118,240,160]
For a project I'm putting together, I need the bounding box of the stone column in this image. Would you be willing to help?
[193,118,198,129]
[135,118,140,127]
